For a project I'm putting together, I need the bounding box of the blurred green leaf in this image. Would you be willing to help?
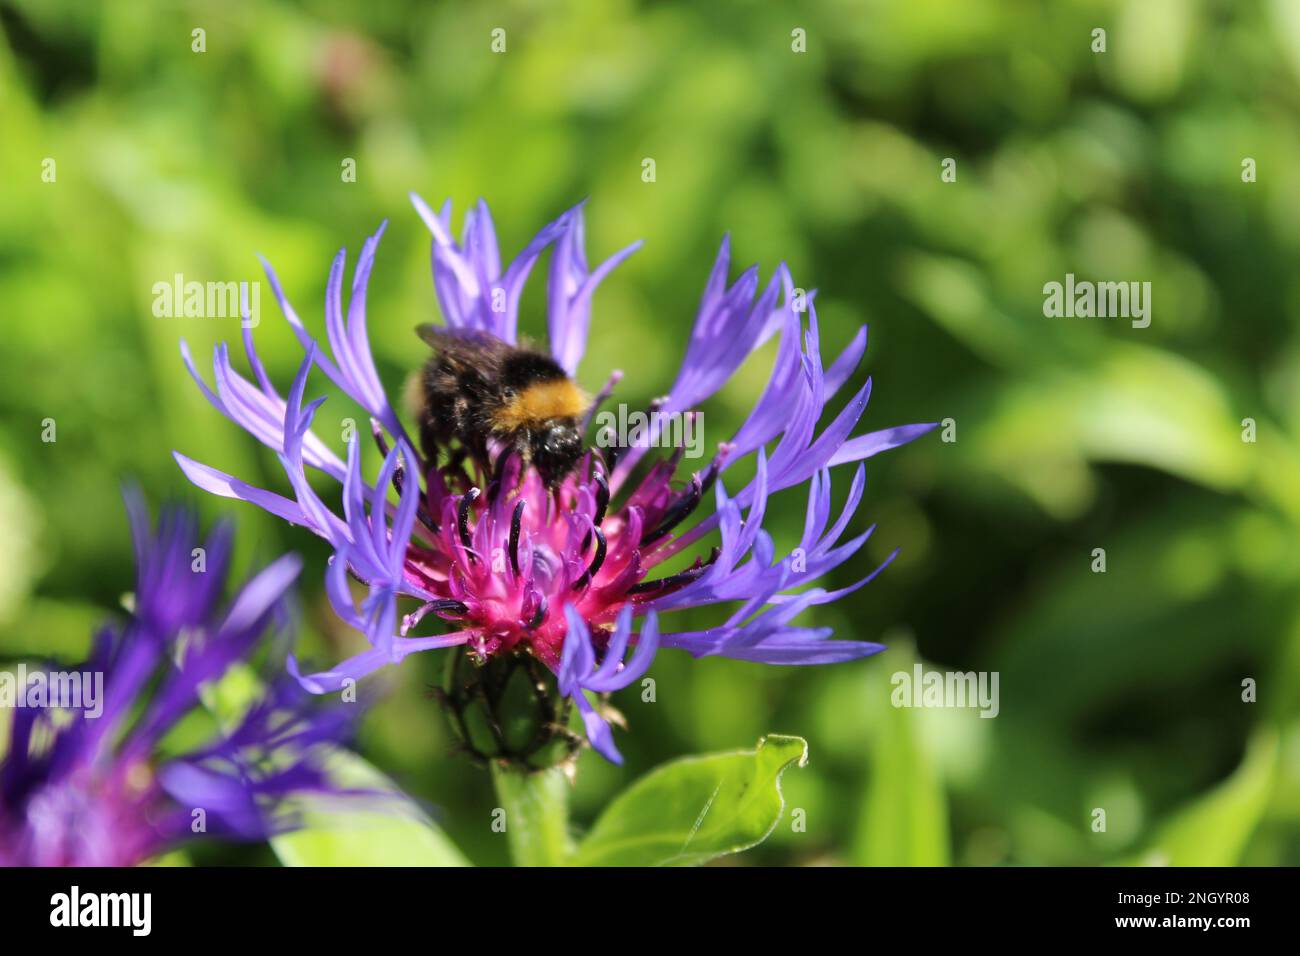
[569,734,807,866]
[271,750,471,867]
[1123,730,1278,866]
[853,654,950,866]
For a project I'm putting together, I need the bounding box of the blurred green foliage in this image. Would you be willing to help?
[0,0,1297,865]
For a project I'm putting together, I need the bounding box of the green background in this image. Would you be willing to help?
[1,0,1297,866]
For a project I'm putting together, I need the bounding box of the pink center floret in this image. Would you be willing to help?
[399,448,709,669]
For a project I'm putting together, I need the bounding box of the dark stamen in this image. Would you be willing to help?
[592,470,610,527]
[488,448,517,504]
[572,527,607,590]
[378,419,438,532]
[371,419,390,457]
[390,458,438,532]
[698,444,729,497]
[418,505,440,534]
[582,470,611,551]
[627,546,721,595]
[458,487,481,561]
[405,598,470,633]
[641,473,703,546]
[509,499,526,577]
[527,594,548,630]
[600,432,623,474]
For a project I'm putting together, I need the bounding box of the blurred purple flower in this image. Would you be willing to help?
[175,196,936,763]
[0,491,358,866]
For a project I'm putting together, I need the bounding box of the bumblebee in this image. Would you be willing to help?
[409,325,591,487]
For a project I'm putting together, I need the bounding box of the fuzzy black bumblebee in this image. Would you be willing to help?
[410,325,591,486]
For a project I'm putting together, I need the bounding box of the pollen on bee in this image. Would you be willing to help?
[495,379,589,428]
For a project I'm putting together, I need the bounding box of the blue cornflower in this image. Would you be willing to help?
[175,196,935,763]
[0,491,357,866]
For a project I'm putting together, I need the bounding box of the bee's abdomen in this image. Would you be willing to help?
[417,356,501,458]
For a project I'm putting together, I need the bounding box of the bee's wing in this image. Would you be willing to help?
[415,323,456,349]
[415,324,503,350]
[415,324,514,377]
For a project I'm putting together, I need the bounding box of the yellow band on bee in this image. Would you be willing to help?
[495,379,589,428]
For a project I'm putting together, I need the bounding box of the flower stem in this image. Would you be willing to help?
[489,763,573,866]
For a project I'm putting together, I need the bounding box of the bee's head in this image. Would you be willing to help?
[528,419,584,487]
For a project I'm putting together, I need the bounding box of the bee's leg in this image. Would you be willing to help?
[487,447,518,503]
[444,445,474,491]
[491,446,515,485]
[417,417,446,470]
[467,439,495,490]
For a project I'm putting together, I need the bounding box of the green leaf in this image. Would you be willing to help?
[271,750,471,867]
[1122,729,1278,866]
[569,734,807,866]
